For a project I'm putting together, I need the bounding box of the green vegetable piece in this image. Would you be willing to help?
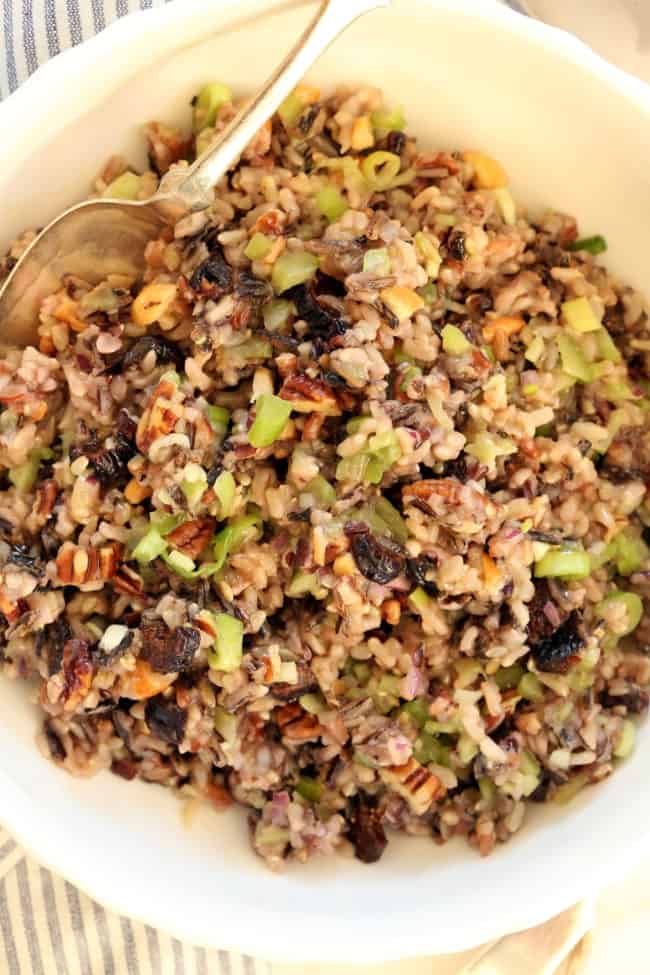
[494,665,524,691]
[299,693,326,715]
[232,337,273,362]
[213,470,236,519]
[336,453,369,483]
[409,586,432,614]
[597,591,643,636]
[248,394,292,448]
[401,698,430,728]
[567,235,607,255]
[493,187,516,226]
[434,213,457,229]
[593,327,621,363]
[132,529,167,564]
[441,324,471,355]
[557,334,595,382]
[478,777,496,803]
[562,296,601,334]
[525,334,545,364]
[400,365,422,392]
[465,433,517,466]
[9,447,53,494]
[363,247,391,276]
[534,547,591,579]
[244,232,273,261]
[278,90,306,129]
[214,706,238,743]
[518,672,545,702]
[420,282,438,305]
[614,719,636,759]
[262,299,293,332]
[181,463,208,509]
[164,550,197,577]
[610,529,649,576]
[346,416,365,435]
[286,570,326,599]
[208,613,244,672]
[315,185,347,222]
[553,772,590,805]
[193,81,232,133]
[374,496,408,544]
[414,733,450,767]
[305,475,336,506]
[272,252,319,294]
[206,405,230,437]
[370,106,406,132]
[457,734,479,765]
[295,777,323,803]
[149,511,184,536]
[360,151,402,191]
[104,172,141,200]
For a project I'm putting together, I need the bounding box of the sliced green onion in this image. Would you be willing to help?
[593,327,621,363]
[295,777,323,802]
[415,733,450,767]
[8,447,53,494]
[164,549,196,576]
[478,777,496,803]
[414,232,441,280]
[208,613,244,672]
[248,394,292,448]
[360,151,402,191]
[104,172,141,200]
[494,665,524,691]
[420,282,438,305]
[272,251,319,294]
[409,586,433,615]
[567,235,607,255]
[193,81,232,133]
[465,433,517,465]
[150,511,184,536]
[305,475,336,506]
[181,463,208,509]
[457,734,479,765]
[299,693,326,715]
[212,511,263,571]
[518,672,545,702]
[262,299,293,331]
[213,470,236,519]
[132,529,167,564]
[597,591,643,636]
[244,232,273,261]
[400,365,422,392]
[286,570,326,599]
[441,324,471,355]
[278,89,308,129]
[400,698,430,728]
[609,529,649,576]
[534,547,591,579]
[336,453,369,483]
[614,719,636,759]
[562,297,601,334]
[434,213,457,229]
[370,106,406,132]
[315,185,347,222]
[374,497,408,543]
[206,405,230,438]
[363,247,391,276]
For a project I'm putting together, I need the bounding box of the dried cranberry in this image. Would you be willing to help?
[37,618,72,675]
[405,556,438,595]
[139,619,199,673]
[347,793,388,864]
[190,250,233,291]
[531,612,584,673]
[284,283,348,341]
[144,696,187,745]
[122,335,184,372]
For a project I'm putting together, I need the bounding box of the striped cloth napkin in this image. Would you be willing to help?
[0,1,611,972]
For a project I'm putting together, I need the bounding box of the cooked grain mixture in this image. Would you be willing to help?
[1,83,649,868]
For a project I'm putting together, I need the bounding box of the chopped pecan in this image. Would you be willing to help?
[275,702,321,743]
[166,517,215,560]
[278,373,341,416]
[112,564,147,600]
[60,639,94,711]
[55,541,123,589]
[379,757,445,815]
[36,479,58,517]
[135,377,184,456]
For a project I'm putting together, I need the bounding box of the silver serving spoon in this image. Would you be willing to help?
[0,0,389,349]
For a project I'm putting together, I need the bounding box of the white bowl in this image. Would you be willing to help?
[1,0,649,963]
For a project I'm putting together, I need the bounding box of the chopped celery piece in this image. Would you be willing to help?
[493,187,516,226]
[286,570,326,599]
[415,733,450,767]
[213,470,236,518]
[212,525,234,572]
[409,586,432,614]
[479,777,496,803]
[534,547,591,579]
[214,706,237,742]
[593,327,621,363]
[346,416,365,435]
[299,693,326,715]
[165,549,196,576]
[454,659,483,688]
[150,511,184,536]
[363,247,391,276]
[425,719,458,735]
[400,365,422,392]
[553,772,589,805]
[272,252,319,294]
[244,232,273,261]
[435,213,457,229]
[104,172,141,200]
[305,475,336,506]
[193,81,232,133]
[457,734,479,765]
[315,185,347,222]
[562,296,601,334]
[206,405,230,437]
[401,698,430,728]
[336,452,369,483]
[370,106,406,132]
[181,463,208,508]
[525,334,545,364]
[262,299,293,331]
[518,672,545,702]
[278,86,315,129]
[374,497,408,544]
[360,151,402,191]
[8,447,53,494]
[557,334,595,382]
[232,337,273,362]
[465,433,517,465]
[133,529,167,564]
[494,665,524,691]
[414,232,442,280]
[567,235,607,255]
[441,324,471,355]
[295,777,323,803]
[352,662,371,683]
[522,384,539,397]
[248,394,292,448]
[420,282,438,305]
[609,529,649,576]
[208,613,244,672]
[614,719,636,759]
[212,511,262,571]
[597,591,643,636]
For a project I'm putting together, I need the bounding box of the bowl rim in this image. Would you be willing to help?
[1,0,650,962]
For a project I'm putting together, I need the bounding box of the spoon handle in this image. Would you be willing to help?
[166,0,390,210]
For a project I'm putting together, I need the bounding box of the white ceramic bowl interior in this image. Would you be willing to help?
[1,0,650,962]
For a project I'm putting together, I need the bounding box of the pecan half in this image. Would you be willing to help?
[279,373,341,416]
[379,757,445,815]
[55,541,123,589]
[166,517,215,560]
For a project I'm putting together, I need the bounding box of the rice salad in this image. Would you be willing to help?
[1,82,649,868]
